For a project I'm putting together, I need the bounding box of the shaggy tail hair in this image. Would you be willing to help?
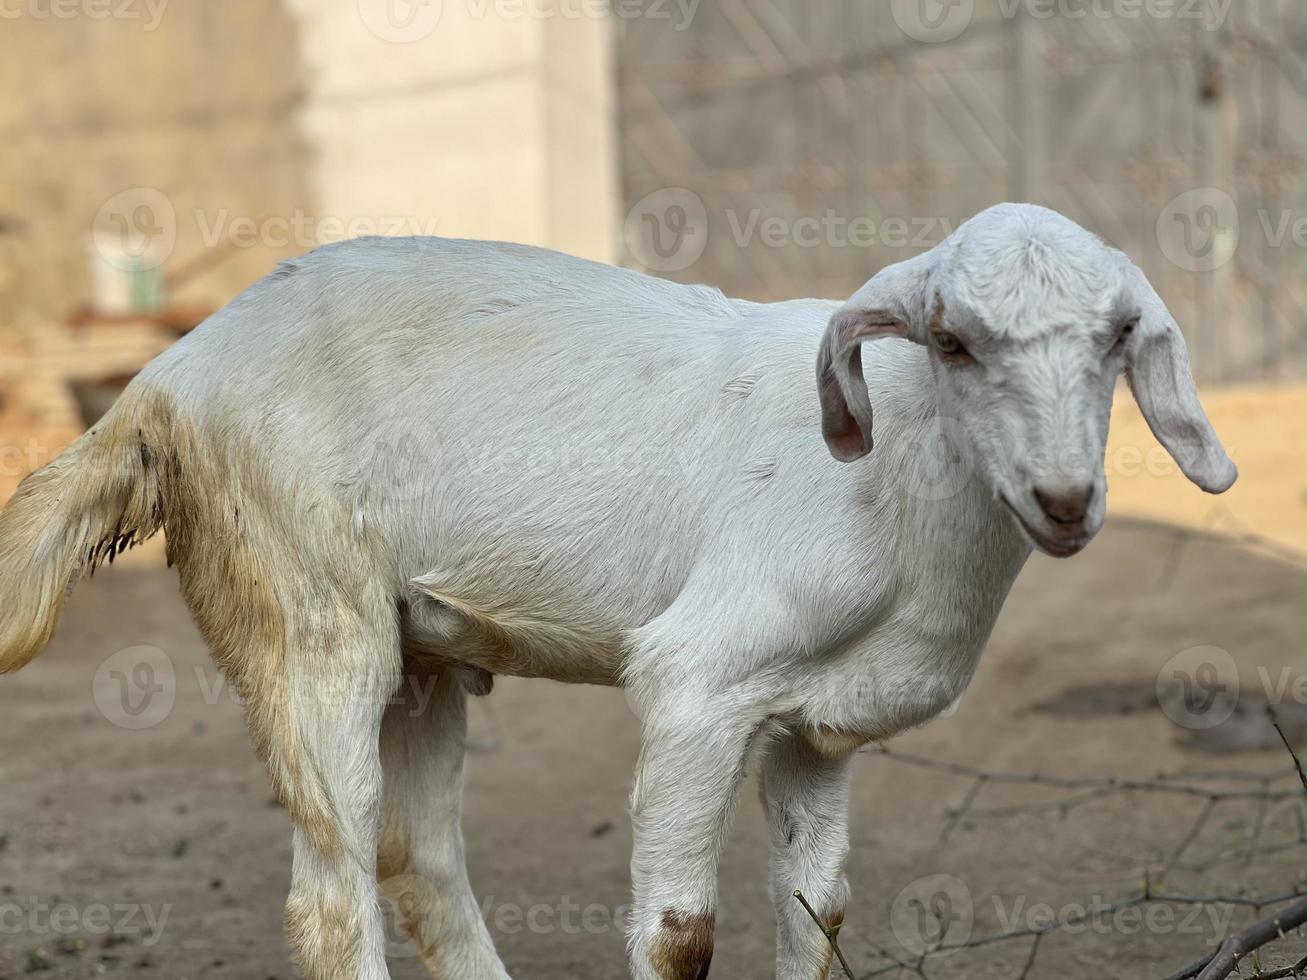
[0,383,169,674]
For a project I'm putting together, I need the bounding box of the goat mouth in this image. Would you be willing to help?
[999,495,1091,559]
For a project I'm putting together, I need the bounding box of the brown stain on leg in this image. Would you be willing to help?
[650,909,715,980]
[284,894,362,980]
[376,818,414,883]
[376,823,443,972]
[813,905,845,980]
[378,870,448,979]
[799,904,852,980]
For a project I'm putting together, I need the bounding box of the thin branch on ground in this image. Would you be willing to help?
[872,745,1304,804]
[1243,953,1307,980]
[1269,703,1307,794]
[1183,894,1307,980]
[793,889,859,979]
[940,776,987,841]
[1015,934,1041,980]
[1158,796,1219,884]
[839,735,1307,979]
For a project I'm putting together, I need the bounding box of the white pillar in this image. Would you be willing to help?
[285,0,618,262]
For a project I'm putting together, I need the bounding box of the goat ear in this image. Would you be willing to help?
[817,310,909,461]
[1120,260,1237,493]
[818,253,931,462]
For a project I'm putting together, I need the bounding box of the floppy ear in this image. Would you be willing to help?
[1120,260,1237,493]
[817,252,932,461]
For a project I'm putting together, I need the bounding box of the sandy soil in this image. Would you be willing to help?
[1,519,1304,980]
[1105,385,1307,558]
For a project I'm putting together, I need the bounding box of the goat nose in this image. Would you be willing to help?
[1032,482,1094,525]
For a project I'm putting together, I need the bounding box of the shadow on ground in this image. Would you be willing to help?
[0,519,1304,979]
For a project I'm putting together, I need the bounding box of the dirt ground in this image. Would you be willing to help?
[0,518,1304,980]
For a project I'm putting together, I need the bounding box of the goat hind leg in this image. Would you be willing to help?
[236,594,400,980]
[377,664,510,980]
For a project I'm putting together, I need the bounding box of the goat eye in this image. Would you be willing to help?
[932,332,969,359]
[1113,318,1140,350]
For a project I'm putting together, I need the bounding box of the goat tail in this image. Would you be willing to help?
[0,383,170,674]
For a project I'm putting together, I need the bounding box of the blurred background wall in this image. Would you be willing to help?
[0,2,312,331]
[0,0,1305,540]
[617,0,1307,385]
[0,0,617,335]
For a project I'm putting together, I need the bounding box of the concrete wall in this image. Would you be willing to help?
[0,0,618,337]
[286,0,617,262]
[0,1,313,331]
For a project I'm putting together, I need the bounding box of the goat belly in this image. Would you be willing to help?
[403,575,625,686]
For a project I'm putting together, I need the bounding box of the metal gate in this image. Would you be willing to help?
[617,0,1307,384]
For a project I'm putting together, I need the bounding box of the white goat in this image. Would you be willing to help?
[0,203,1235,980]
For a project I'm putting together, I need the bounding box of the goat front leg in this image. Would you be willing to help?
[626,694,763,980]
[760,732,853,980]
